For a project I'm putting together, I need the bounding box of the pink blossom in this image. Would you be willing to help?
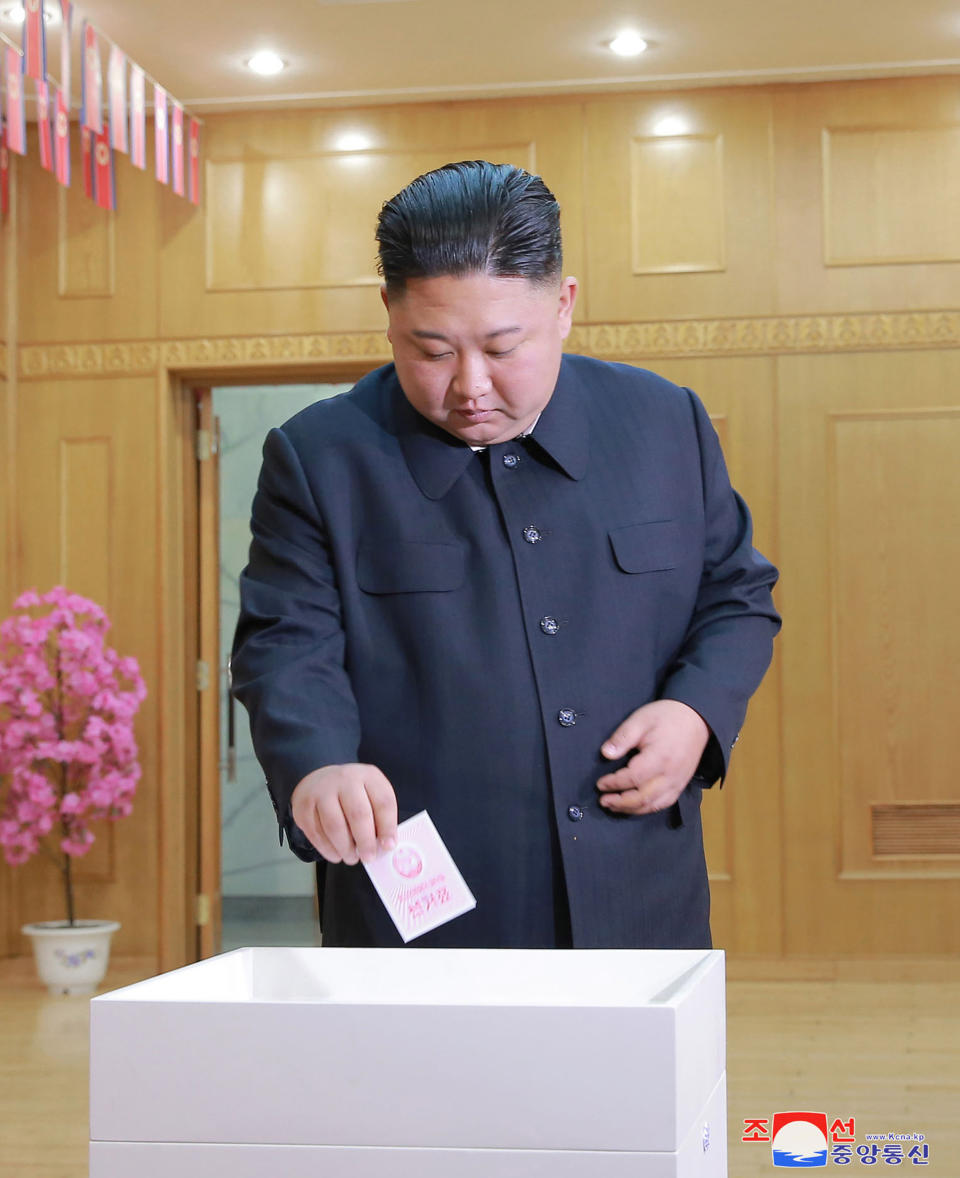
[87,783,116,809]
[16,689,43,718]
[3,721,33,749]
[1,587,146,884]
[16,798,42,823]
[73,741,102,765]
[26,777,56,808]
[60,629,94,656]
[83,716,108,740]
[66,669,99,696]
[61,831,94,857]
[117,656,141,679]
[47,740,79,762]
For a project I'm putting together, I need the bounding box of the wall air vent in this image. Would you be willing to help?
[871,804,960,857]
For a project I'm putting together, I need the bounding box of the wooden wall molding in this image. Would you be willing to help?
[0,343,7,378]
[17,310,960,379]
[161,332,393,370]
[568,309,960,359]
[20,341,161,380]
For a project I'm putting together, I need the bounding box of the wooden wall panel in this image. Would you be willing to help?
[159,99,587,339]
[829,410,960,876]
[18,130,160,345]
[207,144,535,292]
[57,438,118,885]
[584,89,776,321]
[10,378,160,956]
[823,126,960,266]
[57,189,115,298]
[616,355,781,957]
[629,134,726,274]
[773,76,960,314]
[779,351,960,957]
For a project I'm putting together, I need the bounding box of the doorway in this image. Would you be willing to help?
[194,380,355,956]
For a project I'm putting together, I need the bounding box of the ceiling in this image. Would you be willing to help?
[5,0,960,114]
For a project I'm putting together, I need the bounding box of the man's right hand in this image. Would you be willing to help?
[290,764,399,865]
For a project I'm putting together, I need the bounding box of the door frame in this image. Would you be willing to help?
[163,361,372,972]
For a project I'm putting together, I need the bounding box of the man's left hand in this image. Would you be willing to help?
[597,700,710,814]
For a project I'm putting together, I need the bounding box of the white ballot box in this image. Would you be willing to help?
[90,947,727,1177]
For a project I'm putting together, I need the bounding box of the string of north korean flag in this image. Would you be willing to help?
[1,0,202,215]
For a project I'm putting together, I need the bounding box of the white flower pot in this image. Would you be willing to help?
[21,920,121,996]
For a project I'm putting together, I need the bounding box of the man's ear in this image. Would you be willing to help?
[557,276,578,340]
[380,284,392,344]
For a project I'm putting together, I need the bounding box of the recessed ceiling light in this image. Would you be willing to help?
[609,30,647,57]
[653,117,688,137]
[247,50,286,76]
[335,132,372,152]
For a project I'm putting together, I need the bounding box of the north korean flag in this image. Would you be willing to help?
[24,0,47,82]
[80,22,102,134]
[188,117,201,206]
[36,79,54,171]
[93,130,115,211]
[129,64,145,169]
[4,48,26,155]
[154,83,168,184]
[54,86,70,186]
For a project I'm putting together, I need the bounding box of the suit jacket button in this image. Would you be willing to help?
[523,525,542,544]
[503,453,521,468]
[558,708,576,727]
[540,616,560,635]
[567,805,584,821]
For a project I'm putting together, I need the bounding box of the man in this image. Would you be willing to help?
[232,160,780,950]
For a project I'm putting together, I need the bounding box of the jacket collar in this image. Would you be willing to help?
[397,355,590,500]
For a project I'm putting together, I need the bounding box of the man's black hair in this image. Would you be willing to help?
[376,160,562,294]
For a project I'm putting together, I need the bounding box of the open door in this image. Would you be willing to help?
[191,378,367,958]
[195,388,222,958]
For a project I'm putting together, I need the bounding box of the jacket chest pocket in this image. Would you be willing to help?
[357,539,465,594]
[609,520,684,574]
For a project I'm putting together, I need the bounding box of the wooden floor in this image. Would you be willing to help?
[1,956,958,1176]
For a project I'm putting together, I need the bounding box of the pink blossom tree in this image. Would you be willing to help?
[0,587,147,925]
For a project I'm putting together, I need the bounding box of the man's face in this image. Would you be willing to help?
[383,272,578,446]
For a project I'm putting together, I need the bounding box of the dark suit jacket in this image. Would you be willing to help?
[232,355,780,949]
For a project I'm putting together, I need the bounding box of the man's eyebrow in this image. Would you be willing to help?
[410,326,523,343]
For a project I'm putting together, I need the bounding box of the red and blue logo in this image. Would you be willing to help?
[771,1112,829,1168]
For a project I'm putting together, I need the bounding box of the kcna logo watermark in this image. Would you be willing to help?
[742,1112,930,1167]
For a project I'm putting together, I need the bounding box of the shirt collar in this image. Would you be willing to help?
[397,355,589,500]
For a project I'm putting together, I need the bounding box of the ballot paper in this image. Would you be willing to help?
[364,810,477,942]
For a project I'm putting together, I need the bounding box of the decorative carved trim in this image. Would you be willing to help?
[160,333,393,369]
[566,310,960,359]
[17,310,960,379]
[20,341,161,380]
